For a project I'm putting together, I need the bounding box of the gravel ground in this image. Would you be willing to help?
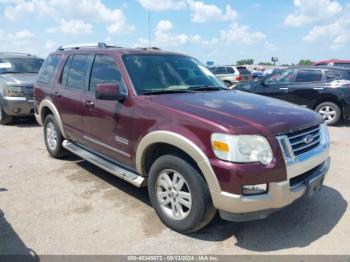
[0,118,349,255]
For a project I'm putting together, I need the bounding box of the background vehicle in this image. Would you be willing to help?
[314,60,350,68]
[252,71,263,80]
[235,66,350,125]
[0,52,44,124]
[209,65,252,87]
[34,43,329,233]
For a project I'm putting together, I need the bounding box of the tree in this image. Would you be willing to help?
[236,58,254,65]
[298,59,314,66]
[258,62,273,66]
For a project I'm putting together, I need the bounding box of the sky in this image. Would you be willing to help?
[0,0,349,65]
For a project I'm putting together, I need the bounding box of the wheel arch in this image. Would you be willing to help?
[136,131,221,193]
[38,99,67,138]
[313,95,343,113]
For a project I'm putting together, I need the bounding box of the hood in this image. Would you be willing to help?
[150,90,323,136]
[0,73,37,86]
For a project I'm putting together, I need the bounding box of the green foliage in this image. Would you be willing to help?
[258,62,274,66]
[298,59,314,65]
[236,58,254,65]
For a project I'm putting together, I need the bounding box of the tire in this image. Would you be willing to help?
[315,102,341,126]
[223,80,232,87]
[148,154,216,233]
[43,114,67,158]
[0,107,13,125]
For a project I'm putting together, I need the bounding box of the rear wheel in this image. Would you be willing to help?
[148,154,216,233]
[223,80,232,87]
[315,102,341,126]
[44,114,67,158]
[0,107,13,125]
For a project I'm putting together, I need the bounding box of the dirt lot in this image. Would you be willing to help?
[0,118,349,255]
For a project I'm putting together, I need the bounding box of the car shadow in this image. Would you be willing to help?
[188,186,347,251]
[7,117,39,128]
[0,209,39,261]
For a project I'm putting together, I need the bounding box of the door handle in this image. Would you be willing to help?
[53,91,61,98]
[279,88,288,92]
[84,100,94,108]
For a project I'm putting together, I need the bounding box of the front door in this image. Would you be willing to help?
[81,54,134,167]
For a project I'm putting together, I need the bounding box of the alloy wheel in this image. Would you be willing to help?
[318,105,336,123]
[155,169,192,220]
[46,121,58,151]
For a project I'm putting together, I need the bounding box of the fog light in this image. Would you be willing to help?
[242,184,268,195]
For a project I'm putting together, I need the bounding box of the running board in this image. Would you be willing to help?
[62,140,145,187]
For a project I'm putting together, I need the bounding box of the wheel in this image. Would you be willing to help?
[223,81,232,87]
[0,107,13,125]
[315,102,341,126]
[43,114,66,158]
[148,154,216,233]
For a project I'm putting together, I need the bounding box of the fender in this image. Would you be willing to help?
[136,130,221,193]
[38,99,67,138]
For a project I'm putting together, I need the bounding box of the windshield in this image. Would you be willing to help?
[122,54,226,95]
[0,58,44,74]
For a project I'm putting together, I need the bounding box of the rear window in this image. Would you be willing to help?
[236,67,251,74]
[37,54,61,84]
[226,67,235,74]
[325,70,342,80]
[295,69,323,82]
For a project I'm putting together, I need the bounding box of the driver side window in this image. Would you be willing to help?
[265,69,296,84]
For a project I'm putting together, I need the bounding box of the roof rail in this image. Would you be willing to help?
[0,52,33,56]
[56,42,113,51]
[137,47,162,51]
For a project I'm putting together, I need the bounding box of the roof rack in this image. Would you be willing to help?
[0,52,33,56]
[56,42,120,51]
[137,47,162,51]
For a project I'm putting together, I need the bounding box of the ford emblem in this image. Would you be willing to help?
[304,134,314,144]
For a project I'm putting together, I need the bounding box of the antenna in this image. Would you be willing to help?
[148,8,151,48]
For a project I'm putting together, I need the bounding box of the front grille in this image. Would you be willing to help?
[24,86,33,100]
[289,163,323,188]
[287,125,321,156]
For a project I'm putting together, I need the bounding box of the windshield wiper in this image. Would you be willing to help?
[189,85,227,91]
[143,89,194,95]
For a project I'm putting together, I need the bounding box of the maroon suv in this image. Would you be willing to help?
[34,43,330,233]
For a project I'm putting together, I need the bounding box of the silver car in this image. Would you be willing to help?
[209,65,252,88]
[0,53,43,124]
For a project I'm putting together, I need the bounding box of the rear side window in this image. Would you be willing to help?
[89,55,122,92]
[295,70,323,82]
[67,54,89,90]
[37,54,62,84]
[334,63,350,68]
[325,70,342,80]
[215,67,226,74]
[226,67,235,74]
[60,55,72,86]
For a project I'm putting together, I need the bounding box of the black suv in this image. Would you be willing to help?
[235,66,350,125]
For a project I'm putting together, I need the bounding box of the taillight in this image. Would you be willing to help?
[236,76,243,81]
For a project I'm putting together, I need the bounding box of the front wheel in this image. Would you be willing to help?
[44,115,67,158]
[148,154,216,233]
[315,102,341,126]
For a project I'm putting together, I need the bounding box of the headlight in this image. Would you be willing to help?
[6,86,25,97]
[211,133,273,165]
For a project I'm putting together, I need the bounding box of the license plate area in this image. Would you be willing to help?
[306,174,324,198]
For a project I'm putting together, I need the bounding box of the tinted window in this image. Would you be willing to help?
[295,70,323,82]
[325,70,342,80]
[226,67,235,74]
[265,69,296,84]
[89,55,121,92]
[67,55,89,90]
[237,67,251,74]
[60,55,72,86]
[209,67,216,74]
[215,67,226,74]
[0,58,43,74]
[37,54,61,84]
[334,63,350,68]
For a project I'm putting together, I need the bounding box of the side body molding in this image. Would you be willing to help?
[136,131,221,193]
[38,99,67,138]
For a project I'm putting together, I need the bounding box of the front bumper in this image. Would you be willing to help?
[1,96,34,116]
[211,125,330,222]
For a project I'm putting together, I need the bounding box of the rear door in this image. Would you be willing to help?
[286,69,324,108]
[56,54,91,140]
[81,54,134,167]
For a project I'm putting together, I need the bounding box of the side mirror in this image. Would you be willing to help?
[95,83,127,101]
